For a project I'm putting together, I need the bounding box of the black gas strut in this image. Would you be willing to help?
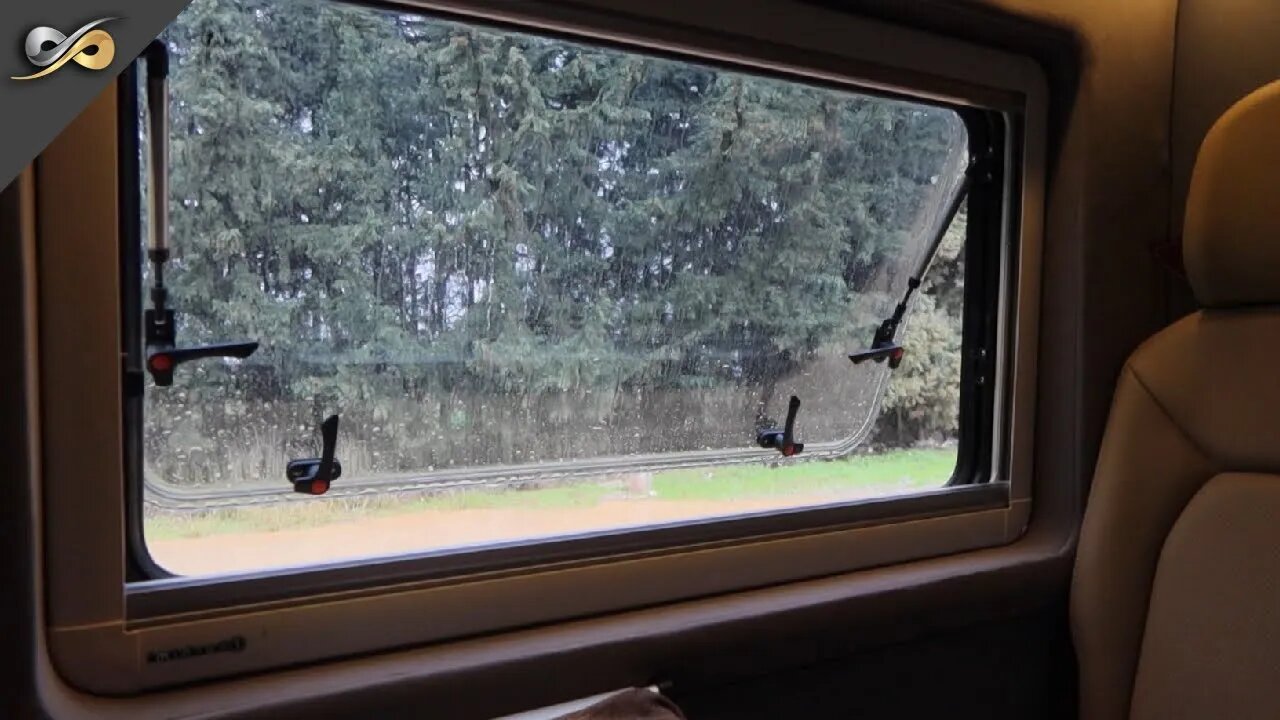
[848,160,974,371]
[141,40,258,386]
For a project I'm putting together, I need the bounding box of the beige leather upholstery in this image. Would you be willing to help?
[1072,81,1280,720]
[1184,80,1280,308]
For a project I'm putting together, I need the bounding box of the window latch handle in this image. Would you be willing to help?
[756,395,804,457]
[145,335,259,386]
[848,342,906,369]
[287,415,343,495]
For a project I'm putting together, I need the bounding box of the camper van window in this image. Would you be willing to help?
[127,0,993,577]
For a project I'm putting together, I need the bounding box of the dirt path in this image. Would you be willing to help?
[150,493,866,576]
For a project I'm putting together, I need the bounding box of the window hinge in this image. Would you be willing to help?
[969,146,998,186]
[972,347,990,387]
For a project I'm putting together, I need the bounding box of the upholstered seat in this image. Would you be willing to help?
[1072,79,1280,720]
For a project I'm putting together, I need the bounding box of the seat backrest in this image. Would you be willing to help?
[1072,79,1280,720]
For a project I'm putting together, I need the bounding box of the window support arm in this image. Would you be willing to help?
[849,156,979,370]
[141,39,258,387]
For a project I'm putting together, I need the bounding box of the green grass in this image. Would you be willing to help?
[145,447,956,541]
[652,447,956,502]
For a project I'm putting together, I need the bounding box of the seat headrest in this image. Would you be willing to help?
[1184,80,1280,308]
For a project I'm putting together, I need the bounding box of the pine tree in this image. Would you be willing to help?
[148,0,971,484]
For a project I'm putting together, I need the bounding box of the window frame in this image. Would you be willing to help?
[37,0,1044,695]
[120,4,1001,584]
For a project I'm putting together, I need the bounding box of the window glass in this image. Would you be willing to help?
[140,0,971,576]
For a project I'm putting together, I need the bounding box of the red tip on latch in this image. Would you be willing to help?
[310,479,329,495]
[891,347,905,362]
[148,353,173,372]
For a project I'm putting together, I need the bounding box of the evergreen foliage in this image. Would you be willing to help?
[145,0,970,486]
